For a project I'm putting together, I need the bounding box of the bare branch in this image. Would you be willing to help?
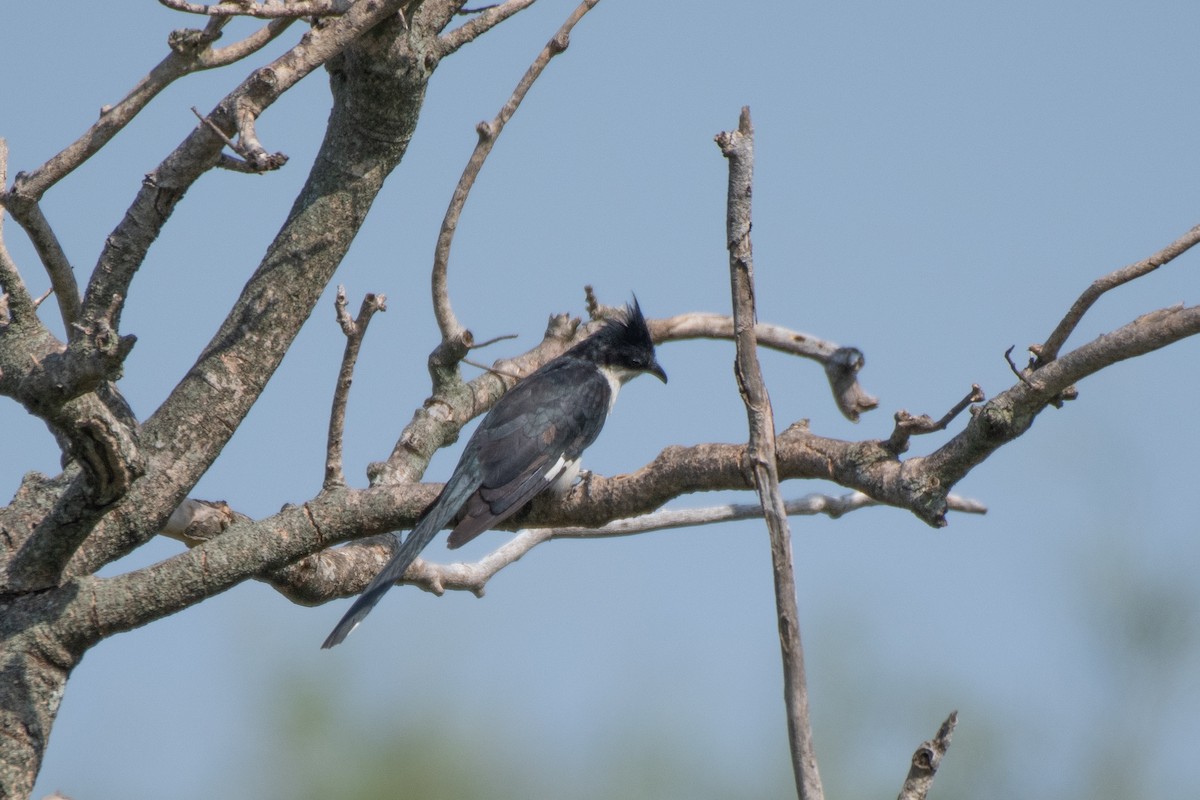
[897,712,958,800]
[261,491,987,603]
[325,286,387,489]
[718,105,824,800]
[0,198,81,332]
[5,16,290,202]
[920,301,1200,522]
[192,105,289,173]
[203,17,294,66]
[158,0,347,19]
[0,141,35,321]
[885,384,984,454]
[1032,221,1200,366]
[653,312,879,421]
[429,0,600,354]
[438,0,539,56]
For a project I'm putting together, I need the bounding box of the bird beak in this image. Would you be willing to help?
[649,360,668,383]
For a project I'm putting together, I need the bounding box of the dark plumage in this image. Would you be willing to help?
[322,300,666,648]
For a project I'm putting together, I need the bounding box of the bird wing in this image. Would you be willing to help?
[446,357,612,549]
[321,357,610,648]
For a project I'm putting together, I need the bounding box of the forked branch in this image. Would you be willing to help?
[325,286,387,489]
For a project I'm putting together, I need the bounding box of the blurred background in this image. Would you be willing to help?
[4,1,1199,797]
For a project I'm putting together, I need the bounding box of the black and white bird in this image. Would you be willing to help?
[322,300,667,648]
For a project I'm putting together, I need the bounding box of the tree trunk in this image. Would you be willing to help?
[0,11,446,796]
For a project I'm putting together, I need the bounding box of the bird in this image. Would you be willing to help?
[322,299,667,648]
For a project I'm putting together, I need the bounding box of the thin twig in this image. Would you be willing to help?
[717,106,824,800]
[429,0,600,346]
[886,384,985,453]
[1032,221,1200,366]
[897,712,958,800]
[7,16,289,202]
[460,356,523,380]
[324,286,386,489]
[438,0,539,57]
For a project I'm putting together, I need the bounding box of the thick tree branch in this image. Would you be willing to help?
[917,302,1200,521]
[59,0,417,575]
[718,105,824,800]
[159,0,348,18]
[264,492,987,602]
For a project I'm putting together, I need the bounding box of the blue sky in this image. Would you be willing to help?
[5,2,1200,797]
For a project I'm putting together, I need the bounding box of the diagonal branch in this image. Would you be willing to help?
[429,0,601,358]
[57,0,415,577]
[1031,221,1200,366]
[0,201,81,331]
[718,105,824,800]
[0,141,35,322]
[437,0,539,56]
[4,16,291,202]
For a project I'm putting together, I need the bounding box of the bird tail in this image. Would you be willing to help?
[319,522,441,649]
[321,478,472,648]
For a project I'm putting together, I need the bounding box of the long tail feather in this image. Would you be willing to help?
[320,522,440,649]
[321,473,478,648]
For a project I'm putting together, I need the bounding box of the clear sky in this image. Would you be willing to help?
[4,2,1200,798]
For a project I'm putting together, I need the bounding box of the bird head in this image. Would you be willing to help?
[576,297,668,384]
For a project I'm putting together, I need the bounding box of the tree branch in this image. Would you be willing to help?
[652,312,879,421]
[47,0,430,580]
[0,200,81,332]
[437,0,538,56]
[158,0,348,18]
[3,16,291,203]
[718,105,824,800]
[1031,221,1200,366]
[428,0,600,370]
[324,286,387,489]
[897,711,958,800]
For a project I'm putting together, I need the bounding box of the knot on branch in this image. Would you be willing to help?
[18,321,136,415]
[167,26,223,55]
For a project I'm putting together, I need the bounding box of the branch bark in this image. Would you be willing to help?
[718,105,824,800]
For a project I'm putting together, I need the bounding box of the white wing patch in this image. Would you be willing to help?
[544,455,581,496]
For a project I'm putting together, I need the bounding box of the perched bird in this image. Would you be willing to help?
[322,299,667,648]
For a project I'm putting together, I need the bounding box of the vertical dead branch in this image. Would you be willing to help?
[325,286,386,489]
[717,106,824,800]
